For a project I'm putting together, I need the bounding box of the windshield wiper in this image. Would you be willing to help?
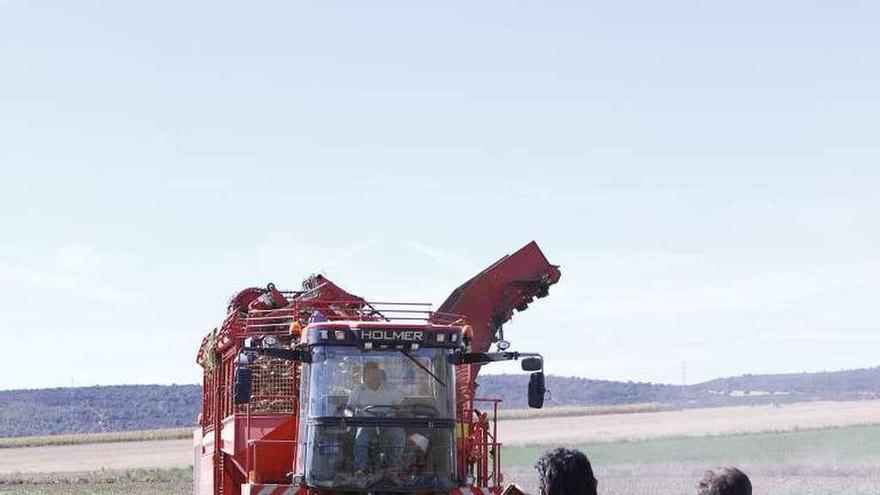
[399,349,446,387]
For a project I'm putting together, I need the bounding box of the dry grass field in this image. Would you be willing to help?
[496,402,668,420]
[0,438,193,475]
[0,428,193,450]
[499,400,880,446]
[502,425,880,495]
[0,468,191,495]
[1,401,879,494]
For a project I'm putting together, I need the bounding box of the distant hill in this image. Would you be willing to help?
[3,366,879,438]
[694,367,880,396]
[0,385,200,438]
[479,366,880,409]
[478,375,683,409]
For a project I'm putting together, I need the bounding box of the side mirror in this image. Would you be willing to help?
[521,357,543,371]
[233,365,253,405]
[528,371,545,409]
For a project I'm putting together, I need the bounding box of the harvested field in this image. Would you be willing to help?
[4,426,879,494]
[496,402,667,420]
[0,428,193,449]
[0,439,192,475]
[502,425,880,495]
[1,401,879,494]
[499,400,880,445]
[0,468,191,495]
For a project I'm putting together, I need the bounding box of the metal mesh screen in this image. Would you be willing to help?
[239,355,298,414]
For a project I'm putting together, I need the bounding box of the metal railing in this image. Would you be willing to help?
[243,300,464,333]
[468,398,503,490]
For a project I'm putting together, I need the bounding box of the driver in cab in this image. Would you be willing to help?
[346,361,405,473]
[349,361,397,412]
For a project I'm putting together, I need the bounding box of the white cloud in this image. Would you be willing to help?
[761,330,880,344]
[252,237,378,281]
[54,244,105,274]
[0,244,138,307]
[162,179,232,192]
[403,240,472,275]
[572,263,878,318]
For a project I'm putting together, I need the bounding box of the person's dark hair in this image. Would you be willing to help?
[534,447,597,495]
[698,467,751,495]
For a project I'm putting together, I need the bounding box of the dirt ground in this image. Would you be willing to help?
[2,400,879,495]
[4,468,877,495]
[2,401,879,475]
[504,462,880,495]
[500,422,880,495]
[0,480,191,495]
[0,439,193,475]
[498,400,880,446]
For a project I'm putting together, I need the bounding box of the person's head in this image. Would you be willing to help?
[698,467,751,495]
[534,447,597,495]
[362,362,384,390]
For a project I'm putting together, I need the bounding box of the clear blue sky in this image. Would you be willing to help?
[1,2,878,390]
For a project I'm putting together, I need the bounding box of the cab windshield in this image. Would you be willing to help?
[302,346,457,491]
[308,346,455,418]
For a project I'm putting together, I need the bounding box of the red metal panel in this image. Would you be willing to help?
[438,241,560,355]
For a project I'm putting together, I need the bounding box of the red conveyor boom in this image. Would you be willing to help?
[437,241,561,354]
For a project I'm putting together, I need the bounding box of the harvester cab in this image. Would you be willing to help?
[195,242,560,495]
[237,322,544,492]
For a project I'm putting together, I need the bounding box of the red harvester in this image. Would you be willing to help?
[195,241,560,495]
